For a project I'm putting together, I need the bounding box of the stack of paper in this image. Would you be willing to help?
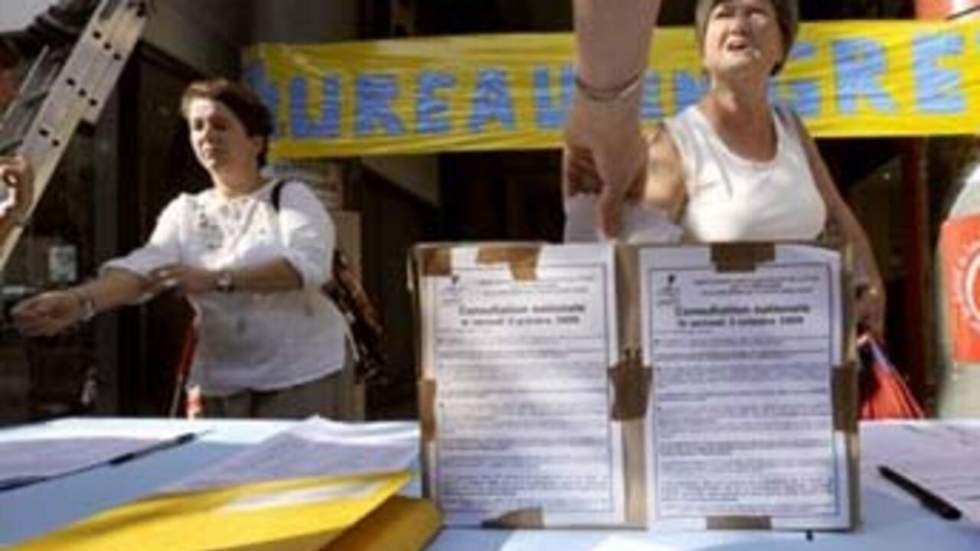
[17,418,441,550]
[863,422,980,524]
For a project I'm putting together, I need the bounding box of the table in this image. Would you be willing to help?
[1,418,978,549]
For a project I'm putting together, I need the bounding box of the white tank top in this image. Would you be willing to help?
[663,104,826,241]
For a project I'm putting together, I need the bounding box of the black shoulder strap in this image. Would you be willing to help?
[271,179,289,211]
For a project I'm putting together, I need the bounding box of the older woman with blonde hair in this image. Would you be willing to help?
[564,0,886,336]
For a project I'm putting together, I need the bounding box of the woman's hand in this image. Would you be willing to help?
[148,264,218,295]
[856,280,886,339]
[563,88,648,238]
[11,291,83,337]
[0,155,34,224]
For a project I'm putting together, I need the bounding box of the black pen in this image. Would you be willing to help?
[109,432,199,466]
[0,475,47,493]
[878,465,962,521]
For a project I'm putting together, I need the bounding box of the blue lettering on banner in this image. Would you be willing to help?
[832,38,897,114]
[355,74,405,137]
[674,72,708,111]
[641,72,665,120]
[912,33,965,114]
[532,65,574,130]
[469,69,516,133]
[416,72,456,134]
[289,76,341,138]
[775,42,821,116]
[243,61,280,135]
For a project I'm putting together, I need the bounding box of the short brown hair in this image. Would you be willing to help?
[180,78,274,166]
[694,0,799,75]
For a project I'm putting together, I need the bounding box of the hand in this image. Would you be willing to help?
[856,282,886,339]
[148,264,218,295]
[0,155,35,224]
[563,83,648,238]
[11,291,82,337]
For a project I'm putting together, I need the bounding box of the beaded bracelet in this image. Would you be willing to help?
[71,288,97,323]
[573,71,644,103]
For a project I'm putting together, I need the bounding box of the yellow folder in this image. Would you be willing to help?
[19,470,411,551]
[326,496,442,551]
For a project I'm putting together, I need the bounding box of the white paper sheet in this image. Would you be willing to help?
[422,243,624,526]
[640,244,849,530]
[0,425,199,489]
[163,417,417,493]
[863,422,980,523]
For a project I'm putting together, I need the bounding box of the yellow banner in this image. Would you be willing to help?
[243,20,980,159]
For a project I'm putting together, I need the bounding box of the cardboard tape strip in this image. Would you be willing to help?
[832,363,859,434]
[609,351,652,422]
[622,421,648,527]
[706,516,773,530]
[476,246,541,281]
[418,247,452,277]
[482,507,545,529]
[710,243,775,273]
[418,380,437,445]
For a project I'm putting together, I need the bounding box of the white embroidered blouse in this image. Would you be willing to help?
[103,179,346,396]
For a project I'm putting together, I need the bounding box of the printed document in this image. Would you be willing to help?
[421,244,624,526]
[640,245,849,529]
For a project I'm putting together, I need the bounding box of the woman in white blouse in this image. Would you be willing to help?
[12,79,347,419]
[564,0,886,336]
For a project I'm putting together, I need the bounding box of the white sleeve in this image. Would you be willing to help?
[563,194,602,243]
[100,194,185,277]
[276,182,333,289]
[564,194,682,244]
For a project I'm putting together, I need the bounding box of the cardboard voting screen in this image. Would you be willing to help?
[411,241,857,531]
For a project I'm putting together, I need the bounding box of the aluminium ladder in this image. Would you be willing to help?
[0,0,154,271]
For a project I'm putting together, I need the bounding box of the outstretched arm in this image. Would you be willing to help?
[564,0,661,238]
[11,269,146,337]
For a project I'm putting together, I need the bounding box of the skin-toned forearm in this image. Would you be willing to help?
[224,258,303,293]
[146,258,306,296]
[565,1,662,237]
[79,269,148,314]
[828,197,884,287]
[573,0,660,89]
[11,268,147,336]
[793,115,884,287]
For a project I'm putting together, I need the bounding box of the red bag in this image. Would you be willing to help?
[169,321,198,418]
[858,334,925,420]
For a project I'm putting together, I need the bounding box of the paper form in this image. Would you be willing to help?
[0,426,198,487]
[640,245,849,529]
[863,421,980,523]
[164,417,417,493]
[422,244,624,526]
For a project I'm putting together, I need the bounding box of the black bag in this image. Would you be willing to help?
[272,180,387,384]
